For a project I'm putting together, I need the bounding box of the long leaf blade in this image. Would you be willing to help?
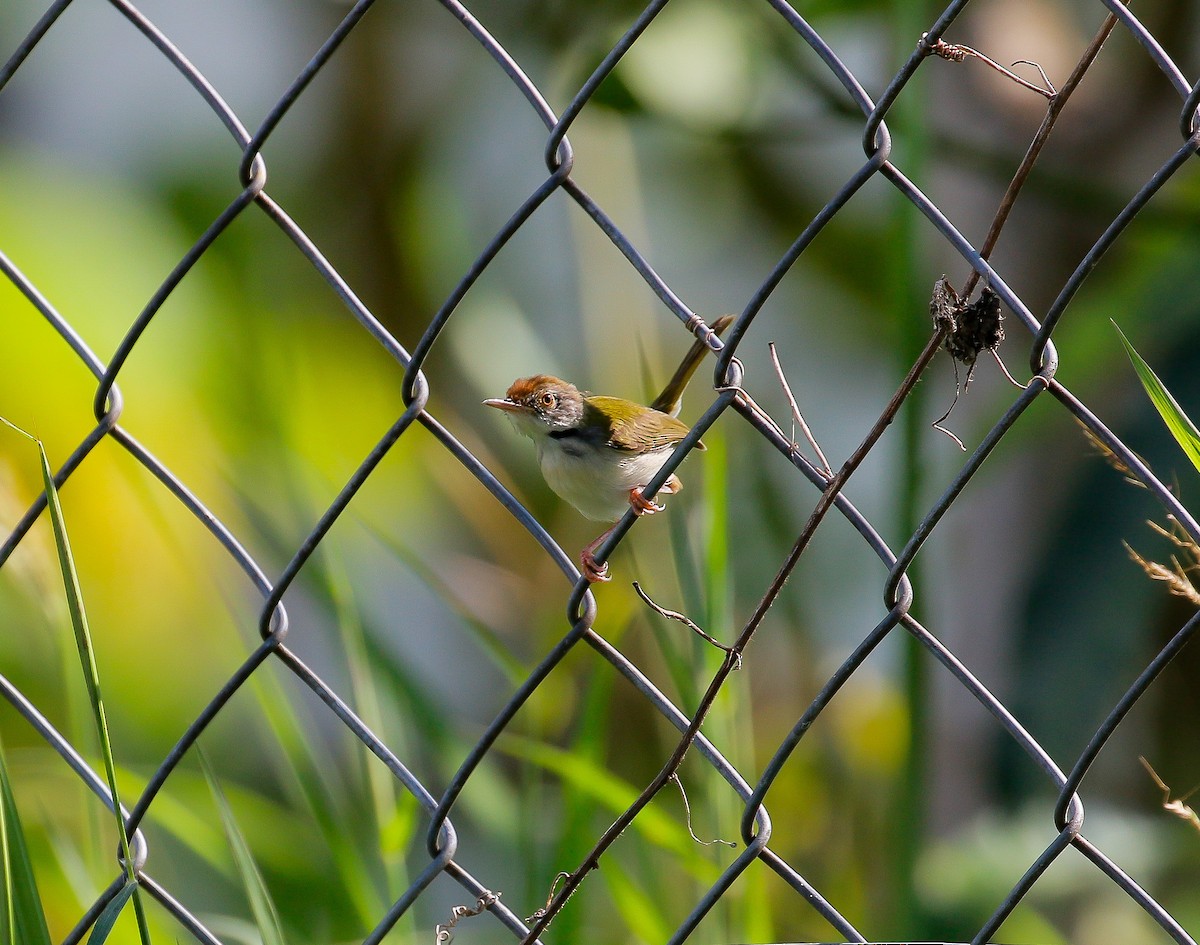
[1115,321,1200,473]
[201,754,286,945]
[3,418,151,943]
[85,881,137,945]
[0,738,52,945]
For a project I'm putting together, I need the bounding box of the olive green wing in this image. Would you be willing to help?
[587,396,704,454]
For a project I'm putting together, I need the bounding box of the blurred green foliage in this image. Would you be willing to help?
[2,0,1200,942]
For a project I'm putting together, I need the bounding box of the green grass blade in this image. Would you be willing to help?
[498,735,722,877]
[1,419,151,943]
[0,738,52,945]
[200,753,286,945]
[85,880,137,945]
[1114,321,1200,472]
[600,864,673,945]
[313,543,412,929]
[244,666,386,927]
[35,444,150,940]
[1,743,12,945]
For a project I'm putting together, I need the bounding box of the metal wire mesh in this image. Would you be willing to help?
[2,0,1199,943]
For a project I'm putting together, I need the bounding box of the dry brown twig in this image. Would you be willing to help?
[924,36,1057,98]
[670,773,736,849]
[1141,757,1200,834]
[769,342,832,477]
[955,5,1125,299]
[633,581,741,666]
[435,891,500,945]
[526,873,569,925]
[927,8,1125,439]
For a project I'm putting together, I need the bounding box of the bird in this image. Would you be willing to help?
[484,315,733,582]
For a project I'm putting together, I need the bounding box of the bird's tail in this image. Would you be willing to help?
[650,314,735,416]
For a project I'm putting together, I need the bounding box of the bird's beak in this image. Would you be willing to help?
[482,398,526,414]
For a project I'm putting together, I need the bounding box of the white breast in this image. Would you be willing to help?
[536,439,674,522]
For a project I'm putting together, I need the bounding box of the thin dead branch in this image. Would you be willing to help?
[436,891,500,945]
[671,773,736,849]
[769,342,832,476]
[633,582,741,666]
[1141,757,1200,834]
[925,37,1056,98]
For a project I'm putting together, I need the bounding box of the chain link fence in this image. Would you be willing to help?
[2,0,1200,942]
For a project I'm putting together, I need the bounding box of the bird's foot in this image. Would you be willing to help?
[580,549,611,583]
[628,487,665,516]
[580,530,614,583]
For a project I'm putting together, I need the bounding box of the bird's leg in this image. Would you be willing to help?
[580,526,616,583]
[629,474,681,516]
[582,476,683,582]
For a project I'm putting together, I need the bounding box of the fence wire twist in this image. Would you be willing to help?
[2,0,1199,943]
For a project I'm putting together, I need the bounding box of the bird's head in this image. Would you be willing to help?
[483,375,586,440]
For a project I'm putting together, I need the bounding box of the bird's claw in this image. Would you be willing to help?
[629,488,665,516]
[581,550,611,583]
[580,488,669,582]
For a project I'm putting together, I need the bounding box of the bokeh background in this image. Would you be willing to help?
[2,0,1200,943]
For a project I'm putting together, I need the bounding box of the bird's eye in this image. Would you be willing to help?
[539,391,558,409]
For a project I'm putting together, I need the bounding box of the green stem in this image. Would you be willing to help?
[1,418,152,942]
[887,3,933,934]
